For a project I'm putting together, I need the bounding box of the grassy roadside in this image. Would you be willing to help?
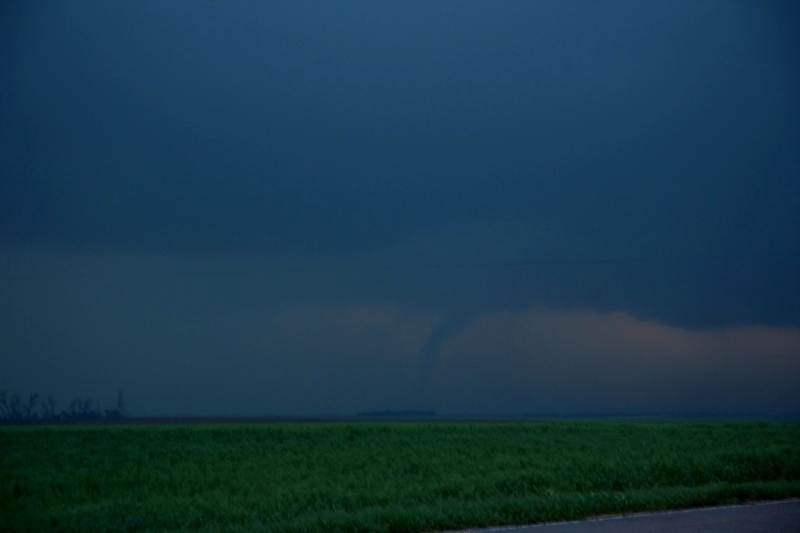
[2,421,799,531]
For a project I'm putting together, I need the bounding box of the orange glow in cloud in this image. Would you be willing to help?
[432,308,800,415]
[224,304,800,416]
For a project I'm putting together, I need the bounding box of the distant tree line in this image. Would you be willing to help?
[0,390,127,422]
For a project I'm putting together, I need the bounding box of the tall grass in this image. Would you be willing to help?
[2,421,799,531]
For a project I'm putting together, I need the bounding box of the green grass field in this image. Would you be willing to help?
[2,421,799,531]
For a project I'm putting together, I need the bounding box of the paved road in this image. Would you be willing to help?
[452,499,800,533]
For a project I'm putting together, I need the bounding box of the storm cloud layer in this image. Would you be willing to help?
[1,1,798,416]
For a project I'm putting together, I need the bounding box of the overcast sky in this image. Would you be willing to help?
[1,0,799,417]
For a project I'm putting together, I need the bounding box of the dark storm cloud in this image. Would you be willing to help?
[1,1,799,416]
[3,1,798,256]
[3,264,798,416]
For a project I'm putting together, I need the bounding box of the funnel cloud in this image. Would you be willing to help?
[1,1,799,417]
[416,311,477,410]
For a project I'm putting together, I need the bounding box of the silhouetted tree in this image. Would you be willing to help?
[67,397,102,419]
[0,391,40,421]
[8,392,23,421]
[23,393,39,420]
[40,394,58,420]
[0,390,130,422]
[104,391,127,419]
[0,390,9,419]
